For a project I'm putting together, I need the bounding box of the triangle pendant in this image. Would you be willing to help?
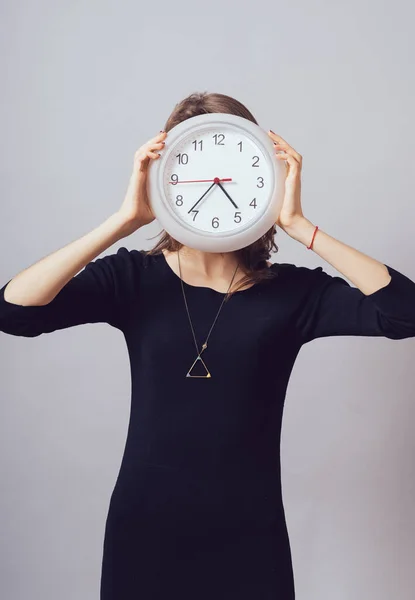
[186,355,211,378]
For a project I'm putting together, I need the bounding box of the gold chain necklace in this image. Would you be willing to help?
[177,248,240,379]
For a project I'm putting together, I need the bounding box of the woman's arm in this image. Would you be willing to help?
[3,212,132,306]
[3,130,166,308]
[266,130,415,342]
[280,217,415,343]
[285,217,392,296]
[0,213,142,336]
[0,131,166,336]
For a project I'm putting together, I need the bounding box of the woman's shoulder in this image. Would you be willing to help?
[92,247,157,294]
[270,260,325,278]
[100,246,156,270]
[268,260,336,294]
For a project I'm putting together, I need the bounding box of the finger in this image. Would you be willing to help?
[276,152,300,171]
[148,130,167,144]
[275,151,294,163]
[148,141,165,151]
[268,130,289,145]
[275,150,288,159]
[273,141,289,149]
[274,142,302,164]
[146,149,161,159]
[269,131,302,163]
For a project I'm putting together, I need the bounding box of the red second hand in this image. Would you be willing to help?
[169,177,232,184]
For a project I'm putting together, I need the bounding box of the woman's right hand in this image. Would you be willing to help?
[117,130,167,234]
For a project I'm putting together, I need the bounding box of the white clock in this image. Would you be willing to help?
[147,112,286,252]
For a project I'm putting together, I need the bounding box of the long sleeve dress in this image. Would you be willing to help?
[1,247,415,600]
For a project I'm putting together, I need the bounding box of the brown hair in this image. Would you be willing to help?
[145,91,280,298]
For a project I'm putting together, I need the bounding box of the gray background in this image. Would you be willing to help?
[1,1,414,598]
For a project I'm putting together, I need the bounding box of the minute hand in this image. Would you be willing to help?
[216,182,239,209]
[188,181,217,213]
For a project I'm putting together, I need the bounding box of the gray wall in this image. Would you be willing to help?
[1,1,414,598]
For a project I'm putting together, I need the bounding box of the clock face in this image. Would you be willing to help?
[162,125,273,234]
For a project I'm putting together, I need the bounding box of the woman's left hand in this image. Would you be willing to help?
[268,130,305,232]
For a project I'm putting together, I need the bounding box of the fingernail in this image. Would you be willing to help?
[160,130,165,133]
[269,129,275,134]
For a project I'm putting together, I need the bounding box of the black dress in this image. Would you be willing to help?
[2,248,415,599]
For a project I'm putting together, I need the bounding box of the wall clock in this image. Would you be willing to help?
[147,112,286,252]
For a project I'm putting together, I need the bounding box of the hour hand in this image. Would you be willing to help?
[216,182,239,209]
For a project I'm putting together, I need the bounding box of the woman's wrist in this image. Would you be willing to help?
[284,217,318,247]
[109,211,144,240]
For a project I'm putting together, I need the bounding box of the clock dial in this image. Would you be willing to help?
[163,125,272,234]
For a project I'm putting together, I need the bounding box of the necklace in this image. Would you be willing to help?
[177,248,240,378]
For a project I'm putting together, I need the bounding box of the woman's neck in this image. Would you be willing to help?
[175,246,239,279]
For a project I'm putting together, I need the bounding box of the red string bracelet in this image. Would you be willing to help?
[307,225,319,250]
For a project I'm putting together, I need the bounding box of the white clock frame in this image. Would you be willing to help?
[147,112,286,252]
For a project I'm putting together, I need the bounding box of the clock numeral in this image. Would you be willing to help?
[249,198,257,208]
[237,141,243,152]
[176,195,183,206]
[257,177,264,188]
[234,211,242,223]
[192,140,203,151]
[252,156,260,167]
[212,216,219,229]
[171,174,179,185]
[191,210,199,221]
[213,134,225,145]
[176,153,188,165]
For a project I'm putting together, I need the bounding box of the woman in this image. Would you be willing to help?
[1,92,415,599]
